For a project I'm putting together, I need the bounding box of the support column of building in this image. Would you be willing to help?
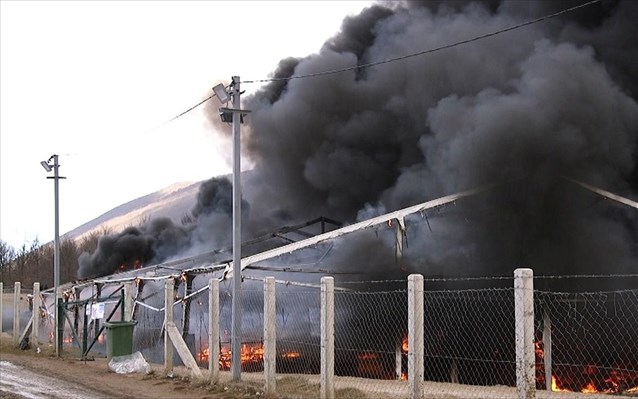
[543,310,552,391]
[209,278,220,383]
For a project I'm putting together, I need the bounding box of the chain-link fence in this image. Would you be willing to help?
[534,288,638,394]
[3,274,637,398]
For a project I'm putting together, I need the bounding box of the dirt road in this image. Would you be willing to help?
[0,332,265,399]
[1,360,106,398]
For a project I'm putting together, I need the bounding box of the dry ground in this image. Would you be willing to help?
[0,332,369,399]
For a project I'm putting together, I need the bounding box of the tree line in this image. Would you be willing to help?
[0,227,111,290]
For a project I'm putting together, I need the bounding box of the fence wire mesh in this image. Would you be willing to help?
[423,288,516,391]
[534,289,638,395]
[332,285,407,398]
[275,286,321,375]
[5,275,637,398]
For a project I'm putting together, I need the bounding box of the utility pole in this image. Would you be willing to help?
[215,76,249,380]
[52,155,62,356]
[230,76,242,381]
[42,154,64,356]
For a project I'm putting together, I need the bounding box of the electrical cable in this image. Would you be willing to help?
[152,0,600,129]
[243,0,601,84]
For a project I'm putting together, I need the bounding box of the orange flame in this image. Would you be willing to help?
[198,342,265,369]
[282,351,301,359]
[116,259,144,273]
[537,340,638,394]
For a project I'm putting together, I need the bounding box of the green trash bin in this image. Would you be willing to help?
[104,320,137,360]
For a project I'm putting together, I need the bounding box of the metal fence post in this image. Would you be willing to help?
[320,276,334,399]
[408,274,424,399]
[13,282,20,345]
[32,282,40,344]
[395,337,403,380]
[515,268,535,399]
[543,310,552,391]
[264,277,276,396]
[57,287,64,353]
[209,278,220,383]
[165,277,174,374]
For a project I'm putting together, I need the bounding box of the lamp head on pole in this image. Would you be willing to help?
[212,83,230,104]
[40,160,53,172]
[40,155,56,172]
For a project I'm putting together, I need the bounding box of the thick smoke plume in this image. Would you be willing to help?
[235,0,638,277]
[78,176,235,278]
[80,0,637,280]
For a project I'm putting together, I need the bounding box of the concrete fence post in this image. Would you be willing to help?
[13,282,20,345]
[0,282,3,333]
[165,277,174,374]
[32,282,40,344]
[408,274,424,399]
[320,276,335,399]
[515,268,535,399]
[124,281,135,321]
[264,277,276,396]
[209,278,220,383]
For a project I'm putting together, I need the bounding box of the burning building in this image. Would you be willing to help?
[68,0,637,395]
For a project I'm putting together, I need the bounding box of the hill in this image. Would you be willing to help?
[64,181,203,242]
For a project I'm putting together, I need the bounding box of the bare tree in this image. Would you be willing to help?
[135,214,151,227]
[0,239,15,269]
[78,226,112,256]
[181,211,197,226]
[0,239,16,284]
[60,237,79,283]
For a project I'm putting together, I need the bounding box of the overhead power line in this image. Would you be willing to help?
[243,0,600,84]
[144,93,217,134]
[160,0,600,125]
[166,94,216,123]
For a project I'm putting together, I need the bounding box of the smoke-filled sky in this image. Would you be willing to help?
[0,0,373,250]
[4,1,637,279]
[202,0,637,279]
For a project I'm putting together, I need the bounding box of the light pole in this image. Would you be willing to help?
[215,76,249,380]
[41,154,64,356]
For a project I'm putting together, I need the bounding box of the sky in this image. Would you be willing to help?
[0,0,374,250]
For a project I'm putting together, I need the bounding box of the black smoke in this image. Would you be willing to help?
[81,0,637,280]
[218,0,638,277]
[78,177,236,278]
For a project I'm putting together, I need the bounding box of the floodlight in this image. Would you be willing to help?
[41,160,52,172]
[213,83,230,104]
